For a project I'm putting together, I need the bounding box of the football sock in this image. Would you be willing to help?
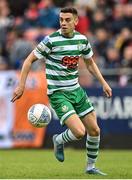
[86,134,100,170]
[55,129,78,144]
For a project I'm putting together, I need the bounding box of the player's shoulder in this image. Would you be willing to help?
[42,31,59,44]
[74,31,88,43]
[75,31,87,39]
[42,35,51,44]
[49,30,60,38]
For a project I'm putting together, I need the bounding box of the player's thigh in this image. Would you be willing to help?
[49,92,85,138]
[81,111,100,136]
[65,114,85,138]
[49,92,79,126]
[49,96,74,125]
[74,87,94,118]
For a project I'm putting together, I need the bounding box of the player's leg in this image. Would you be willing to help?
[53,113,85,162]
[82,112,106,175]
[56,113,85,143]
[82,111,100,169]
[49,91,85,162]
[75,87,106,175]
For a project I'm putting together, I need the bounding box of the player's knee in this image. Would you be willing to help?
[74,127,85,139]
[89,127,100,136]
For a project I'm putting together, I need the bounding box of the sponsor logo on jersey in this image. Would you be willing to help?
[62,56,79,69]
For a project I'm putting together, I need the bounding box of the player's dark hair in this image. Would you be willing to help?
[60,7,78,16]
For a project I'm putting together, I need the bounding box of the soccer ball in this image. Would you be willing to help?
[27,104,51,127]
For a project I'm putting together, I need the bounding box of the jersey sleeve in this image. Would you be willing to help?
[33,36,52,59]
[82,39,93,59]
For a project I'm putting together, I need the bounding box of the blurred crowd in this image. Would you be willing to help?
[0,0,132,86]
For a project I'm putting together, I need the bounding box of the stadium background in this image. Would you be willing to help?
[0,0,132,150]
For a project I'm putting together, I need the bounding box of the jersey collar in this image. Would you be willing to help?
[59,29,75,39]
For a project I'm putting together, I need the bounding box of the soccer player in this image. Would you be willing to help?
[11,7,112,175]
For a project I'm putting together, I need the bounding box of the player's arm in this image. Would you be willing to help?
[11,51,38,102]
[84,57,112,98]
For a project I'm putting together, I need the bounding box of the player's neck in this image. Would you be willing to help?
[61,31,74,38]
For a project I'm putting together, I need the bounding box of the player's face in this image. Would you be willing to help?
[60,13,78,37]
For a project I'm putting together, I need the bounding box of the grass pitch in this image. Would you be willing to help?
[0,149,132,179]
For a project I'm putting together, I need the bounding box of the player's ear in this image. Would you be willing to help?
[74,15,78,25]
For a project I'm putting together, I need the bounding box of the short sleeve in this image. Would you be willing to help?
[82,40,93,59]
[33,36,52,59]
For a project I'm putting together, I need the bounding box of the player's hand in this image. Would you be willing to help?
[103,83,112,98]
[11,86,24,103]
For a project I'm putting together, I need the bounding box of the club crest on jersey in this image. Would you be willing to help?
[62,105,68,112]
[77,42,83,51]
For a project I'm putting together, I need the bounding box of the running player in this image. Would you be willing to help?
[11,7,112,175]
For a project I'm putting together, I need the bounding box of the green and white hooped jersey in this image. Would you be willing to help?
[33,29,93,94]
